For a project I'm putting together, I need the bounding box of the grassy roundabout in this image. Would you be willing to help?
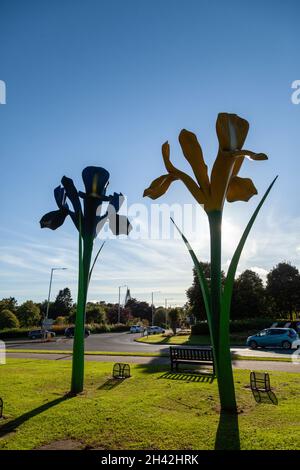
[0,359,299,450]
[136,333,245,345]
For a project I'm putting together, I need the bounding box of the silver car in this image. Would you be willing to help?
[147,326,165,335]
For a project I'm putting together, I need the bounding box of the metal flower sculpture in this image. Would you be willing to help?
[41,166,132,393]
[144,113,277,412]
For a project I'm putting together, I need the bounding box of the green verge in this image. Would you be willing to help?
[137,333,251,347]
[0,358,299,450]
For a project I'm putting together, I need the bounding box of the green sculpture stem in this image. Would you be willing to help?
[208,211,222,356]
[208,210,237,413]
[71,233,94,394]
[172,181,276,413]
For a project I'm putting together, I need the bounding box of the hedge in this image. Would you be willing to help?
[191,318,275,335]
[0,328,33,339]
[0,323,130,339]
[51,323,130,335]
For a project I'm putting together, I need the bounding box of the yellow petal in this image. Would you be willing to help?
[232,149,268,162]
[161,141,206,204]
[231,150,268,179]
[216,113,249,151]
[208,151,234,211]
[178,129,210,194]
[143,174,177,199]
[226,176,257,203]
[162,141,176,174]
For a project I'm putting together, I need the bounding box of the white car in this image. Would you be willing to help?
[130,325,144,333]
[147,326,165,335]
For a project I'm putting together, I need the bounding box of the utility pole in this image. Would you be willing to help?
[117,284,127,323]
[46,267,67,320]
[164,298,173,329]
[151,291,161,326]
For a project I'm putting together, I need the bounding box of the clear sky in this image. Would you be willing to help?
[0,0,299,306]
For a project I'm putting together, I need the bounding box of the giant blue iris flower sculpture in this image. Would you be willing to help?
[40,166,132,393]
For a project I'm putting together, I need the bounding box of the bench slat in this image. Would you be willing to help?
[170,346,215,375]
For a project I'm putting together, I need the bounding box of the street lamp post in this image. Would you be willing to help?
[164,298,173,329]
[151,291,161,326]
[117,284,127,323]
[45,267,67,320]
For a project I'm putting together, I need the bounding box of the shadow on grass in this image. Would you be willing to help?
[214,411,240,450]
[159,371,215,383]
[98,378,127,390]
[56,354,72,360]
[0,394,71,438]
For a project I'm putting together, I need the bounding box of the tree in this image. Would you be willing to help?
[266,262,300,318]
[52,288,73,318]
[16,301,41,327]
[0,309,20,329]
[186,264,225,321]
[231,270,267,319]
[85,303,106,324]
[0,297,18,314]
[153,307,167,327]
[168,308,181,334]
[125,298,152,322]
[106,305,132,324]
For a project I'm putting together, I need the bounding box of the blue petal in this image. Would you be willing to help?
[61,176,82,215]
[40,209,68,230]
[82,166,110,197]
[54,186,68,209]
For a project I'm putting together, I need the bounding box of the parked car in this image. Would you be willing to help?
[146,326,165,335]
[247,328,299,350]
[28,329,55,340]
[64,327,91,338]
[130,325,144,333]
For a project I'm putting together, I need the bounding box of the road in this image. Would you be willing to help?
[4,331,299,359]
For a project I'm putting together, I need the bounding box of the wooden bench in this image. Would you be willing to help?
[170,346,215,375]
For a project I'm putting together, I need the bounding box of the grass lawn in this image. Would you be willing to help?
[137,333,246,346]
[0,359,299,450]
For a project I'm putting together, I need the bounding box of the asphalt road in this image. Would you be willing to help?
[4,331,298,359]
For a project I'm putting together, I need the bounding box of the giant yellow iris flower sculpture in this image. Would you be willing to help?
[144,113,276,413]
[144,113,267,211]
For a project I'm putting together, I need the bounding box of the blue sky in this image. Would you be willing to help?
[0,0,299,306]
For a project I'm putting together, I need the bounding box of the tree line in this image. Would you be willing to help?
[1,260,298,331]
[186,261,300,321]
[0,288,184,331]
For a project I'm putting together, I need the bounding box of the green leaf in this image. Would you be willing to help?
[89,241,105,284]
[170,217,212,332]
[221,176,278,338]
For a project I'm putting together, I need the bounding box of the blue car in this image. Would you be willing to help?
[246,328,298,350]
